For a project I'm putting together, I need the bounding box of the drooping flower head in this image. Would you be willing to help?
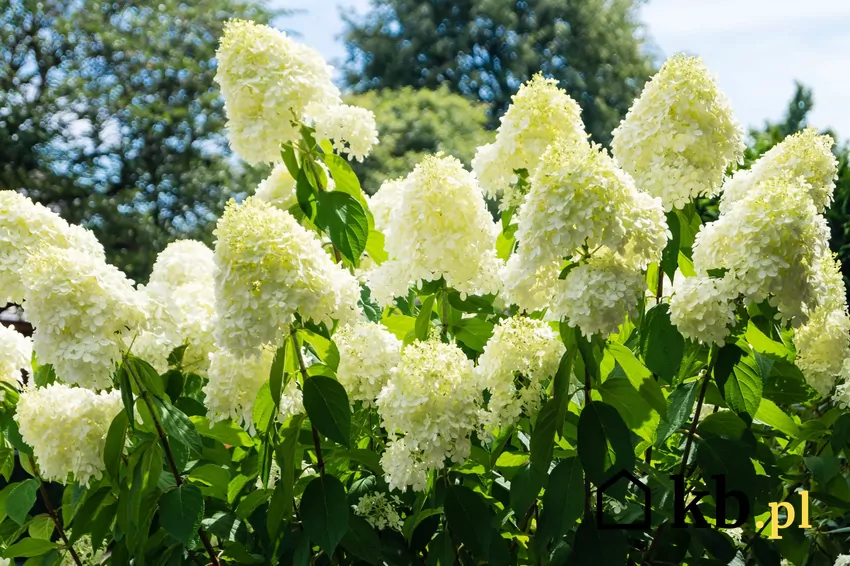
[15,383,123,484]
[0,324,32,385]
[377,340,481,491]
[365,155,503,306]
[335,321,401,407]
[215,20,377,164]
[612,54,744,210]
[204,346,303,431]
[721,129,837,214]
[21,246,147,389]
[0,191,104,305]
[472,74,587,210]
[477,317,564,434]
[669,275,737,346]
[213,197,360,353]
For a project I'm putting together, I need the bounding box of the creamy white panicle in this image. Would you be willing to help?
[477,317,564,435]
[692,174,829,324]
[835,555,850,566]
[0,191,105,305]
[134,241,218,373]
[550,251,647,337]
[721,129,837,214]
[213,197,360,354]
[377,340,481,492]
[795,255,850,395]
[669,275,737,346]
[335,321,401,407]
[21,246,147,390]
[204,346,303,431]
[502,138,667,329]
[215,20,376,164]
[0,324,31,385]
[254,163,298,211]
[612,54,744,211]
[365,155,503,306]
[15,383,123,484]
[353,493,404,532]
[472,74,586,210]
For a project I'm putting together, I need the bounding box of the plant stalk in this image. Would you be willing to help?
[292,331,325,476]
[28,456,82,566]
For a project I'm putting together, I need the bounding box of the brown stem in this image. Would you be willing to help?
[126,366,220,565]
[28,456,82,566]
[292,331,325,476]
[679,365,712,477]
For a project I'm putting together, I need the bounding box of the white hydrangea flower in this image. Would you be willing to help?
[21,246,147,389]
[213,197,361,354]
[215,20,340,164]
[0,324,31,385]
[721,129,837,214]
[15,383,123,485]
[550,251,646,337]
[307,102,379,163]
[204,346,303,431]
[0,191,104,304]
[612,54,744,211]
[669,275,737,346]
[500,260,561,314]
[835,555,850,566]
[148,240,216,289]
[693,174,828,323]
[255,163,298,211]
[364,155,503,306]
[477,317,564,434]
[377,340,481,492]
[352,492,404,531]
[795,255,850,396]
[335,321,401,407]
[368,178,403,234]
[472,74,587,209]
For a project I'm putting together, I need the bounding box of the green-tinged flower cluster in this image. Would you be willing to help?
[612,54,745,211]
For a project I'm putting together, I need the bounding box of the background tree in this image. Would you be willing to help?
[342,0,655,145]
[346,86,491,193]
[0,0,275,282]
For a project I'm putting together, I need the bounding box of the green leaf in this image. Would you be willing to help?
[598,376,660,442]
[321,153,365,204]
[381,314,416,341]
[269,414,305,539]
[32,364,55,387]
[270,344,288,410]
[342,516,382,563]
[153,398,203,457]
[2,538,58,558]
[189,464,230,501]
[569,519,628,565]
[6,478,39,525]
[717,351,763,418]
[453,317,494,352]
[660,211,680,282]
[655,380,698,446]
[235,488,271,519]
[577,401,635,485]
[128,355,165,398]
[509,462,545,519]
[415,295,436,341]
[303,375,351,447]
[296,166,318,220]
[754,398,800,437]
[117,366,135,431]
[536,458,584,549]
[641,304,684,382]
[606,343,667,419]
[159,483,204,547]
[27,514,54,540]
[300,474,349,555]
[281,143,299,178]
[252,382,276,436]
[103,411,128,482]
[316,191,369,265]
[444,483,494,560]
[190,416,253,447]
[529,397,559,473]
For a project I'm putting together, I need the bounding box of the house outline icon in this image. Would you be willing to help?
[595,469,652,530]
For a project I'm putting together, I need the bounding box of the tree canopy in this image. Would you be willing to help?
[342,0,655,145]
[0,0,274,282]
[346,86,491,193]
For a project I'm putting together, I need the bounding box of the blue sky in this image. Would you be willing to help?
[276,0,850,139]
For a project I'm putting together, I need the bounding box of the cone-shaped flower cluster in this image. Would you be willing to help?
[335,321,402,407]
[0,324,31,385]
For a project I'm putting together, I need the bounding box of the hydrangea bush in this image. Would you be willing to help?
[2,20,850,566]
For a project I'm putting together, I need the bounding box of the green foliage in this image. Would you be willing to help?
[342,0,655,145]
[346,87,491,193]
[0,0,274,281]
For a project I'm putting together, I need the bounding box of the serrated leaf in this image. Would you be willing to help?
[641,304,684,382]
[153,397,203,457]
[104,411,128,481]
[2,538,58,558]
[415,295,435,341]
[444,483,494,560]
[6,478,39,525]
[190,416,253,447]
[536,458,584,549]
[159,483,204,546]
[300,474,349,555]
[303,375,351,447]
[577,401,635,485]
[315,191,369,265]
